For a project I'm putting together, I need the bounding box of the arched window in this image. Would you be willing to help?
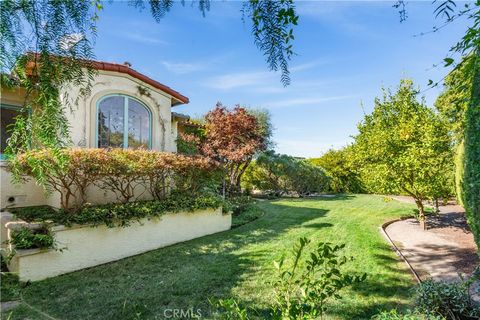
[97,95,151,149]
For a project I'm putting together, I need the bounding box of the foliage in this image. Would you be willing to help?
[213,237,366,319]
[244,150,331,197]
[225,195,264,228]
[212,298,251,320]
[435,55,475,143]
[271,238,366,319]
[414,278,480,319]
[1,0,296,193]
[9,226,55,250]
[246,108,275,150]
[182,104,267,195]
[177,123,206,155]
[11,192,224,228]
[462,51,480,247]
[372,309,444,320]
[241,0,298,86]
[353,80,454,225]
[454,141,465,207]
[308,146,364,193]
[1,0,100,154]
[131,0,299,85]
[9,148,220,210]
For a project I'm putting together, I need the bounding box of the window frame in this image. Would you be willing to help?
[95,94,153,149]
[1,103,25,160]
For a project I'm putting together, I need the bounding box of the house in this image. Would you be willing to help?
[0,60,191,210]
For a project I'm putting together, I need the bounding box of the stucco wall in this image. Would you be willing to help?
[1,70,181,209]
[0,165,48,209]
[62,70,177,152]
[6,208,231,282]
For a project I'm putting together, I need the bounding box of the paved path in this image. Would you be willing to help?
[385,196,478,282]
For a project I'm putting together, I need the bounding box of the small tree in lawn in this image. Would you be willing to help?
[200,103,266,195]
[353,79,453,229]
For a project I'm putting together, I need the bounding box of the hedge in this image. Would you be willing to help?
[462,54,480,248]
[9,148,221,211]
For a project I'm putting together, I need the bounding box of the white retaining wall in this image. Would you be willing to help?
[4,207,231,282]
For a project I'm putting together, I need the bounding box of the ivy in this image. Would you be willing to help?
[9,227,55,250]
[11,192,224,228]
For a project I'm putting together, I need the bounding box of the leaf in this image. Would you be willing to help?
[444,57,455,67]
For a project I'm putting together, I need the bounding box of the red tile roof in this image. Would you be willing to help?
[24,54,189,105]
[90,61,189,105]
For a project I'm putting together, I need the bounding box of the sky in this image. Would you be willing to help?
[93,1,471,158]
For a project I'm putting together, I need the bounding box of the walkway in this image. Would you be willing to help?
[385,196,478,281]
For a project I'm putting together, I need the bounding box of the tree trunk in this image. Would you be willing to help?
[415,198,426,230]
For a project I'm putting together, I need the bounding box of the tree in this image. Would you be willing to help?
[308,147,364,193]
[197,103,267,195]
[353,80,453,228]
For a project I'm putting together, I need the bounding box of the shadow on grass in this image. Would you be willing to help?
[13,198,417,320]
[331,244,416,319]
[18,203,330,320]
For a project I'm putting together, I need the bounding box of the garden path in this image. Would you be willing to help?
[385,196,478,284]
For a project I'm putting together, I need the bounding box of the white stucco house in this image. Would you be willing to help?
[0,60,192,210]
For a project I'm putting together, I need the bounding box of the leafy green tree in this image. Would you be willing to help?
[435,55,474,143]
[308,146,364,193]
[353,80,453,228]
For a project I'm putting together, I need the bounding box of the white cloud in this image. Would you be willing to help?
[264,95,355,109]
[206,71,275,90]
[161,61,206,74]
[204,59,332,90]
[124,32,169,45]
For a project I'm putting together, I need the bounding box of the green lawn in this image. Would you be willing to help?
[2,195,418,319]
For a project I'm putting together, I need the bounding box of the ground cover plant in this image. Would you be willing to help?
[10,192,224,229]
[2,195,417,319]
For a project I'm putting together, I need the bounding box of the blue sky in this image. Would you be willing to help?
[94,1,470,158]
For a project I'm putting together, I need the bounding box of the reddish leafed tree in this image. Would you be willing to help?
[199,103,266,194]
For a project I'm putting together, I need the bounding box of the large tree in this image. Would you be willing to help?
[196,104,267,195]
[354,80,453,228]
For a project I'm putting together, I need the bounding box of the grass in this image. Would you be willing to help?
[2,194,418,319]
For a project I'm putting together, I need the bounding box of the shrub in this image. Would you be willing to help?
[9,148,220,211]
[372,309,444,320]
[9,226,55,250]
[225,196,264,228]
[414,278,480,319]
[243,151,330,197]
[271,238,366,319]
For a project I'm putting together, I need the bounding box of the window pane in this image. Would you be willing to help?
[127,98,150,149]
[1,107,21,156]
[98,96,125,148]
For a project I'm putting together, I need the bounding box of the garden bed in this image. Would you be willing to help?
[2,207,231,282]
